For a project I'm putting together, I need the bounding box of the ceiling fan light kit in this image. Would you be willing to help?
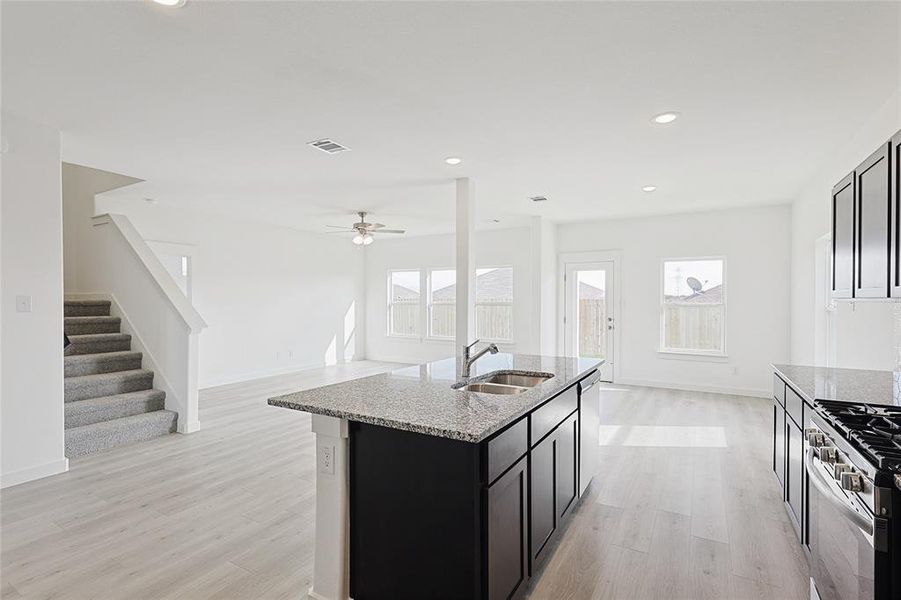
[328,211,405,246]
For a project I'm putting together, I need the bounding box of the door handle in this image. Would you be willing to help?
[805,448,874,537]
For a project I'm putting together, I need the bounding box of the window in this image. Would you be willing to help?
[386,266,515,342]
[388,270,421,337]
[428,269,456,338]
[476,267,514,342]
[661,258,725,355]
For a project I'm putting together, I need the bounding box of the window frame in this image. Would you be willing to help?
[386,269,423,339]
[426,268,456,341]
[475,265,515,344]
[658,256,727,358]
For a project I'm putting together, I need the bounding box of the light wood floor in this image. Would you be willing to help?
[525,385,809,600]
[1,368,808,600]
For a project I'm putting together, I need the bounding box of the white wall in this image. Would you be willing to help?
[95,198,365,388]
[365,227,536,363]
[790,89,901,370]
[1,111,68,487]
[557,205,792,397]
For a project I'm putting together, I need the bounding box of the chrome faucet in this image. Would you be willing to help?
[461,339,499,378]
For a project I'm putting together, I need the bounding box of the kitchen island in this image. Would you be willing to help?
[269,353,602,600]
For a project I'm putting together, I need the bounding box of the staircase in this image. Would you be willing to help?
[64,299,177,458]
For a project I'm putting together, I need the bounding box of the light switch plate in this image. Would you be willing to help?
[319,444,335,475]
[15,295,32,313]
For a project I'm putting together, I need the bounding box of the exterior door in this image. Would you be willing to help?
[564,261,614,381]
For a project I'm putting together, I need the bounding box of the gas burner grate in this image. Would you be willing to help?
[816,400,901,473]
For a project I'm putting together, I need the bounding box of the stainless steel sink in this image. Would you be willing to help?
[453,370,554,395]
[456,382,529,395]
[482,372,553,388]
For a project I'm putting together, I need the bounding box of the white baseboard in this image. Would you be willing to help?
[1,457,69,489]
[614,377,769,399]
[199,361,331,389]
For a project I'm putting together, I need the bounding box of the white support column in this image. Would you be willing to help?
[308,414,351,600]
[455,178,476,351]
[530,216,558,356]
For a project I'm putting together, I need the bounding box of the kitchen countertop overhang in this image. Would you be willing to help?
[269,353,602,443]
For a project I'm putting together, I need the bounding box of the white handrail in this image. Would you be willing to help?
[92,213,206,332]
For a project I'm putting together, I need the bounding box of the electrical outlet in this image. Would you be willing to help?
[15,295,32,313]
[319,444,335,475]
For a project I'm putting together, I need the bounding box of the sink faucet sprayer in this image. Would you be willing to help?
[461,339,499,378]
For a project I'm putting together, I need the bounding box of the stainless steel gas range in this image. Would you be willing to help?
[806,401,901,600]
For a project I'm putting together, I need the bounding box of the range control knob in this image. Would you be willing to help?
[820,447,838,463]
[834,463,851,480]
[841,472,864,492]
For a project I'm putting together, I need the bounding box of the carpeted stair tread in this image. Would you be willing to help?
[65,369,154,403]
[65,351,143,377]
[65,389,166,428]
[65,333,132,355]
[65,410,178,458]
[64,299,111,317]
[64,316,121,335]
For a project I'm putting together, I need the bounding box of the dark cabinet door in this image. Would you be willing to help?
[773,397,785,493]
[554,413,578,522]
[786,417,803,537]
[832,173,856,298]
[891,131,901,298]
[530,432,555,563]
[487,456,529,600]
[855,143,891,298]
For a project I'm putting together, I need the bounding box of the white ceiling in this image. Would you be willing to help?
[3,1,899,236]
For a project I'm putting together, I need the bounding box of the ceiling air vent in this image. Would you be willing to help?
[530,195,548,202]
[308,138,350,154]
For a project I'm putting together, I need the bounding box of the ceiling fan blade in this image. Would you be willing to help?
[326,225,355,230]
[377,229,406,234]
[370,223,387,230]
[325,230,353,234]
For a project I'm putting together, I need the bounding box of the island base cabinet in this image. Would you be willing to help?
[530,432,555,562]
[555,413,578,522]
[530,410,579,568]
[348,379,592,600]
[487,456,529,600]
[349,422,481,600]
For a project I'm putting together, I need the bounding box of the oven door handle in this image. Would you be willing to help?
[805,448,874,536]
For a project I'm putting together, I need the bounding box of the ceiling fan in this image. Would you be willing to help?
[326,212,406,246]
[326,211,405,245]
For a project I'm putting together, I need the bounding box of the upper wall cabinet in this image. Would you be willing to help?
[891,131,901,298]
[832,173,855,298]
[831,130,900,300]
[855,143,891,298]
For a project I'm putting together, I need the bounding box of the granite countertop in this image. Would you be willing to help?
[772,363,901,408]
[269,353,602,443]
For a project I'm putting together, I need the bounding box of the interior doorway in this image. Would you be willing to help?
[563,259,616,382]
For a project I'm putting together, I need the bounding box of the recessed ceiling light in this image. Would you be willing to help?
[530,196,548,202]
[651,112,679,124]
[641,185,657,193]
[445,157,462,165]
[152,0,186,6]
